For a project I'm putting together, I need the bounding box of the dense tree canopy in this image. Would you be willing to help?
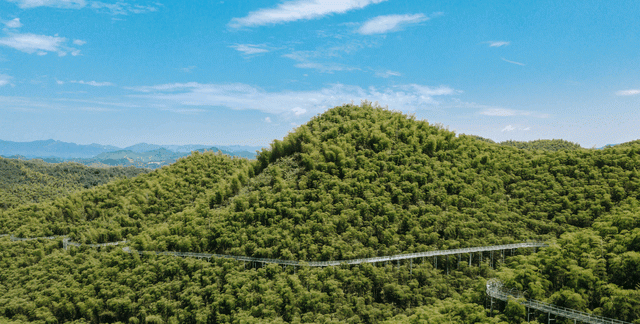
[0,158,149,210]
[1,103,639,323]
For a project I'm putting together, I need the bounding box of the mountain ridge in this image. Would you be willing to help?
[0,139,261,159]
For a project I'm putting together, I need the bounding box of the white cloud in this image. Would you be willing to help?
[71,49,81,56]
[357,13,428,35]
[70,80,114,86]
[264,117,272,123]
[293,62,358,73]
[7,0,159,14]
[129,82,460,116]
[0,74,12,86]
[523,127,531,131]
[228,0,386,28]
[481,108,519,116]
[56,79,65,85]
[291,107,306,116]
[501,58,525,66]
[616,89,640,96]
[480,108,549,118]
[73,39,86,46]
[283,50,361,73]
[375,70,401,78]
[230,44,269,55]
[487,41,509,47]
[399,84,458,97]
[90,1,158,15]
[0,33,67,54]
[4,18,23,28]
[7,0,86,9]
[181,66,196,73]
[501,125,515,132]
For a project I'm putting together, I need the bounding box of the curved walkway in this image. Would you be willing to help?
[2,234,546,267]
[121,241,547,267]
[486,279,632,324]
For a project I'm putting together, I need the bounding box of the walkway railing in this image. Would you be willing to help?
[63,238,127,250]
[486,279,632,324]
[122,241,547,267]
[1,234,546,268]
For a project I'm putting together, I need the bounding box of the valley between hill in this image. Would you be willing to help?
[1,103,639,323]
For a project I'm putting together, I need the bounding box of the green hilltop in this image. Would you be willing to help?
[1,103,639,323]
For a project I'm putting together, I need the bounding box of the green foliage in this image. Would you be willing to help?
[500,139,583,151]
[0,158,149,210]
[2,103,640,323]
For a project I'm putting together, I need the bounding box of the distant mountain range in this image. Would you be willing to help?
[0,139,262,169]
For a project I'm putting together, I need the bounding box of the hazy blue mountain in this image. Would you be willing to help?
[597,143,620,149]
[215,145,264,153]
[0,139,119,159]
[122,143,165,152]
[123,143,264,154]
[161,144,211,153]
[94,148,181,161]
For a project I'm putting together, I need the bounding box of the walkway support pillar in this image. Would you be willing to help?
[446,255,449,275]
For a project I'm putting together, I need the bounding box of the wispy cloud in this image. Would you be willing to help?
[228,0,386,28]
[480,108,549,118]
[7,0,159,14]
[181,66,196,73]
[0,74,13,86]
[230,44,269,55]
[129,82,460,116]
[7,0,86,9]
[264,117,272,123]
[487,41,509,47]
[70,80,114,86]
[501,57,525,66]
[76,106,116,112]
[4,18,23,28]
[357,13,429,35]
[0,33,70,55]
[501,125,515,132]
[90,1,159,15]
[73,39,86,46]
[399,84,459,96]
[293,62,359,73]
[616,89,640,96]
[501,125,531,132]
[291,107,306,116]
[480,108,519,116]
[375,70,401,78]
[283,51,359,73]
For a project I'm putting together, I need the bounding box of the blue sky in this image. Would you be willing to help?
[1,0,639,148]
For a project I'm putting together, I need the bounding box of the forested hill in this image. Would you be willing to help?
[1,103,639,323]
[0,157,150,210]
[499,139,583,151]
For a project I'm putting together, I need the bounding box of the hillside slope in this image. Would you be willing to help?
[0,158,150,210]
[1,103,639,323]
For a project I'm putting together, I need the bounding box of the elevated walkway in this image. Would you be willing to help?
[120,241,547,267]
[486,279,632,324]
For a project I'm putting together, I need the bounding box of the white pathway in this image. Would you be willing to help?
[486,279,632,324]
